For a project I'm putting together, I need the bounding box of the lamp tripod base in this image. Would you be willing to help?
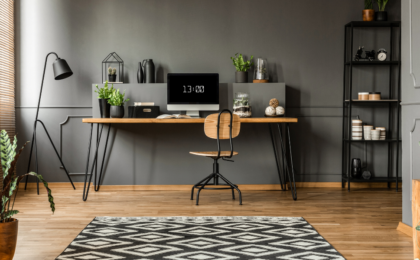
[24,119,75,193]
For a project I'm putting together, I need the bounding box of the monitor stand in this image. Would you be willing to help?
[186,110,200,118]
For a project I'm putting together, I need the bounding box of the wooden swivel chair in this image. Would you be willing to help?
[190,109,242,205]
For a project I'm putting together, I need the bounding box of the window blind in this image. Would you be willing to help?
[0,0,15,188]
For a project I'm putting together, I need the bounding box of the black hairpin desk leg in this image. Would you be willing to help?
[277,123,297,200]
[83,123,111,201]
[269,124,286,191]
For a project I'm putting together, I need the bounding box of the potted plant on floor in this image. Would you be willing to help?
[0,130,55,260]
[108,66,117,82]
[363,0,375,21]
[94,81,114,118]
[230,53,254,83]
[108,89,129,118]
[375,0,389,21]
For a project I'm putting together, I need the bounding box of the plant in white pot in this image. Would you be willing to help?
[108,89,129,118]
[230,53,254,83]
[0,130,55,260]
[94,81,114,118]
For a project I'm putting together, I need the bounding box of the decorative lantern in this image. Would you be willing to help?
[253,58,269,83]
[102,52,124,83]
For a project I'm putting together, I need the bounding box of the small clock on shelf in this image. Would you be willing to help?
[377,48,387,61]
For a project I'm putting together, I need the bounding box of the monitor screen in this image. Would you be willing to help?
[167,73,219,104]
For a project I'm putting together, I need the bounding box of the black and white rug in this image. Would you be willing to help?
[56,216,345,260]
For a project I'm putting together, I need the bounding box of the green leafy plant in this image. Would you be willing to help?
[108,89,129,106]
[376,0,389,11]
[0,130,55,223]
[233,97,249,107]
[108,66,117,75]
[94,80,115,99]
[365,0,373,9]
[230,53,254,72]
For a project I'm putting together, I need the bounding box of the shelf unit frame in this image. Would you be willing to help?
[342,21,402,191]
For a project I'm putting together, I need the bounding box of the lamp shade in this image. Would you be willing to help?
[53,58,73,80]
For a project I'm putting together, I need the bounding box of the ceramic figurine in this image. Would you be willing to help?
[265,106,276,116]
[269,98,279,108]
[276,106,284,116]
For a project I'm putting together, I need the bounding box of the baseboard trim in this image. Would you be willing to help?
[20,182,402,190]
[397,222,413,237]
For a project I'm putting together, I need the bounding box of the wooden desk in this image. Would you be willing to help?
[82,117,298,124]
[81,117,298,201]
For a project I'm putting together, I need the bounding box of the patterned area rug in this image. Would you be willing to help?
[56,216,345,260]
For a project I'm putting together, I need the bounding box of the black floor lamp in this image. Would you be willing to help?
[24,52,76,193]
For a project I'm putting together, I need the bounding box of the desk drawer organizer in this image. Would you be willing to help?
[128,106,160,118]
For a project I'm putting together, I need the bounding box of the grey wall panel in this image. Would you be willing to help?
[15,0,402,186]
[91,83,285,118]
[401,0,420,227]
[15,108,92,182]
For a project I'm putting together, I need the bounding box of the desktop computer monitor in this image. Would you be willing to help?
[167,73,219,117]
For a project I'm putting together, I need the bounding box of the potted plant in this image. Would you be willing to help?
[375,0,389,21]
[230,53,254,83]
[108,66,117,82]
[94,81,114,118]
[363,0,375,21]
[108,89,129,118]
[0,130,55,260]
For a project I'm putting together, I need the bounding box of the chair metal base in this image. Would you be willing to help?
[191,160,242,205]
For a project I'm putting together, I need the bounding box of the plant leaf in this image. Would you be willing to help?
[3,210,19,219]
[0,130,15,177]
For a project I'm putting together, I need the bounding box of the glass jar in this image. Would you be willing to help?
[253,58,269,81]
[233,92,252,118]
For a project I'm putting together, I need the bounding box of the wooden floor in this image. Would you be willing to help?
[12,185,412,260]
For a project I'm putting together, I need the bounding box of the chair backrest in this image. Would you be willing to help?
[204,112,240,140]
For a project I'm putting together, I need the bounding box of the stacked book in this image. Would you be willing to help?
[134,102,154,106]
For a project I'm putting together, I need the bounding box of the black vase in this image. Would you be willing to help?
[137,62,144,83]
[109,74,117,82]
[351,158,362,178]
[375,11,388,21]
[98,99,110,118]
[235,71,248,83]
[110,106,124,118]
[142,59,155,83]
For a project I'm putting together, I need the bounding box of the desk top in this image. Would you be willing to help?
[82,117,298,124]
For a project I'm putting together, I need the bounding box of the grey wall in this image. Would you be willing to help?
[15,0,401,185]
[401,0,420,227]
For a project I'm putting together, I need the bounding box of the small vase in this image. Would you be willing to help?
[137,62,144,83]
[363,9,375,21]
[108,74,117,82]
[98,99,110,118]
[142,59,155,83]
[235,71,247,83]
[375,11,387,21]
[0,218,18,260]
[110,106,124,118]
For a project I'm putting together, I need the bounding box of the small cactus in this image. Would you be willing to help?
[108,66,117,75]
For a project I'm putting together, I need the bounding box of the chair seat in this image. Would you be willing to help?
[189,151,238,157]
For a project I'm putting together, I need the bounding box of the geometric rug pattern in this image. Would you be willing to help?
[56,216,345,260]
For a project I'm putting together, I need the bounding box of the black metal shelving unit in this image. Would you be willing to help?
[342,21,401,191]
